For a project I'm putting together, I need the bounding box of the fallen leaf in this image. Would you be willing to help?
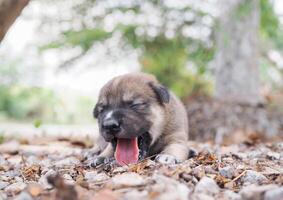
[129,159,155,173]
[92,189,119,200]
[27,183,43,197]
[214,174,230,188]
[47,173,78,200]
[22,165,41,181]
[195,151,217,165]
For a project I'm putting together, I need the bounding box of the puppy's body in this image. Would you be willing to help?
[93,73,188,165]
[149,92,188,160]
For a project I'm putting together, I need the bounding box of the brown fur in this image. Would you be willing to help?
[95,73,189,161]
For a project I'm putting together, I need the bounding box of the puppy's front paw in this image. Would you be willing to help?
[90,157,114,168]
[155,154,180,165]
[83,149,101,161]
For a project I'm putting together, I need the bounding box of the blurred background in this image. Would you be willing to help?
[0,0,283,142]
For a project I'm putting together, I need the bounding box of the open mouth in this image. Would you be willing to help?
[111,132,151,166]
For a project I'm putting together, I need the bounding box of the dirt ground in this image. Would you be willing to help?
[0,97,283,200]
[0,135,282,200]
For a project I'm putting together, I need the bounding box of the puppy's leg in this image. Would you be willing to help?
[99,143,114,157]
[156,137,188,164]
[85,135,108,159]
[90,143,114,167]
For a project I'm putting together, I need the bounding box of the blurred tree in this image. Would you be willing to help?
[0,0,30,42]
[259,0,283,87]
[213,0,262,105]
[40,0,215,97]
[39,0,282,98]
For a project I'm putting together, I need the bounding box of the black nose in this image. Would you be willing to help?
[102,118,120,132]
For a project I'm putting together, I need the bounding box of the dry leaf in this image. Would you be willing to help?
[92,189,119,200]
[47,174,78,200]
[214,174,230,188]
[129,159,155,173]
[27,183,43,197]
[195,151,217,165]
[22,165,41,181]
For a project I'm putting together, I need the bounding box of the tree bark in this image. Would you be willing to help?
[0,0,30,42]
[213,0,262,105]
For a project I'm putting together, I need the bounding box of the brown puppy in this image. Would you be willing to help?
[92,73,188,166]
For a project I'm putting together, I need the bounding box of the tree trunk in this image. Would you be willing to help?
[213,0,262,105]
[0,0,30,42]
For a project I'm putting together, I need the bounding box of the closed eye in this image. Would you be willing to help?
[130,102,147,108]
[97,104,106,113]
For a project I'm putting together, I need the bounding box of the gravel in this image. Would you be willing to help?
[0,138,281,200]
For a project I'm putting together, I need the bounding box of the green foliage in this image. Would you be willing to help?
[33,119,42,128]
[0,134,4,144]
[141,37,188,96]
[121,25,141,49]
[235,0,254,19]
[0,60,21,85]
[39,0,283,97]
[0,86,57,120]
[260,0,283,50]
[260,0,279,40]
[188,44,215,74]
[142,44,186,87]
[122,30,213,97]
[258,0,283,85]
[39,1,216,98]
[40,29,112,51]
[63,29,112,50]
[0,85,95,123]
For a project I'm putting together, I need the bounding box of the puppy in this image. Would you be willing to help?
[92,73,188,166]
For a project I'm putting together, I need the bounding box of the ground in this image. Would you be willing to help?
[0,135,282,200]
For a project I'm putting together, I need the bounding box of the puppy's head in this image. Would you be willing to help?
[93,73,169,164]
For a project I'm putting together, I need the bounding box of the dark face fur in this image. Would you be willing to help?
[95,97,151,142]
[93,73,169,158]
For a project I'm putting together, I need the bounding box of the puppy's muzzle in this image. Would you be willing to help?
[102,118,121,134]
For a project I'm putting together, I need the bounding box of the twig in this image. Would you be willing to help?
[21,154,27,167]
[138,154,158,163]
[122,161,129,167]
[231,170,247,182]
[57,50,88,70]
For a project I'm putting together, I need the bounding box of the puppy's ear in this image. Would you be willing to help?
[93,104,99,118]
[149,82,170,104]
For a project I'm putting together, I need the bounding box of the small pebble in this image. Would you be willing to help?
[14,192,33,200]
[62,174,75,184]
[242,170,268,184]
[110,172,146,189]
[0,181,9,190]
[152,174,190,200]
[194,177,220,195]
[4,182,26,195]
[84,171,109,183]
[219,166,235,179]
[54,157,80,168]
[38,169,56,189]
[266,152,280,160]
[222,190,241,200]
[240,184,278,200]
[264,187,283,200]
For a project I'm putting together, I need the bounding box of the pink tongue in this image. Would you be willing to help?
[114,138,139,166]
